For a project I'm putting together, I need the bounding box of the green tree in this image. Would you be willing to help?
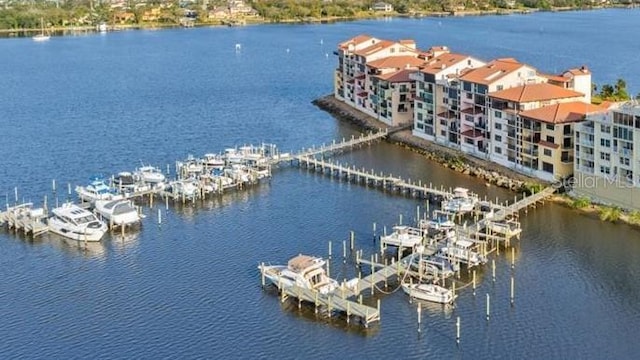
[614,78,630,100]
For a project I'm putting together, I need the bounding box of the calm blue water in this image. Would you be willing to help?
[1,9,639,359]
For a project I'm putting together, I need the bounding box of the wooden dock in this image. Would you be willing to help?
[294,156,452,199]
[0,203,49,237]
[280,284,380,327]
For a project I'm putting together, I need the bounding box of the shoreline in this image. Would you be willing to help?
[0,5,636,35]
[313,95,640,229]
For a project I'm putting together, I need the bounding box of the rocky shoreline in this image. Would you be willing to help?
[312,95,543,194]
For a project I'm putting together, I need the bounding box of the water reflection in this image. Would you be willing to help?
[51,236,107,259]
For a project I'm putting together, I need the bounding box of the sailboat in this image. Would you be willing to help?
[32,18,50,42]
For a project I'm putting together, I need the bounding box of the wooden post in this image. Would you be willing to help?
[157,208,162,225]
[417,302,422,333]
[472,270,476,296]
[342,240,346,263]
[511,247,515,269]
[486,293,490,321]
[456,316,460,345]
[492,259,496,282]
[510,276,515,306]
[326,258,330,278]
[350,231,355,250]
[370,254,375,295]
[328,240,332,259]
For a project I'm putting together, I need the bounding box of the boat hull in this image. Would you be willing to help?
[402,283,456,304]
[48,220,106,242]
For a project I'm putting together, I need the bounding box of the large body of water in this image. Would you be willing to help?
[1,9,639,359]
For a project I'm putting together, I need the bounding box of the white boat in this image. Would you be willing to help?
[32,18,50,42]
[402,283,457,304]
[224,164,252,183]
[113,171,151,195]
[405,254,458,279]
[135,165,166,185]
[437,238,486,267]
[48,203,107,241]
[98,23,108,33]
[176,155,204,179]
[75,178,117,203]
[441,187,478,213]
[258,254,338,295]
[94,199,143,226]
[202,153,226,170]
[380,225,424,248]
[419,210,456,231]
[169,179,199,199]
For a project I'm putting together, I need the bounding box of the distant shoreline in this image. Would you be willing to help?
[1,4,637,36]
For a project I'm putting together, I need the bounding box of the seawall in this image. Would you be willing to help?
[312,95,544,194]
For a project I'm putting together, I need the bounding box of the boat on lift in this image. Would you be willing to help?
[258,254,338,295]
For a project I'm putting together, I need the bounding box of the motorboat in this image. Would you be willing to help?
[48,203,107,241]
[94,199,143,226]
[419,210,456,231]
[202,153,226,170]
[75,177,117,203]
[135,165,166,185]
[402,283,457,304]
[258,254,338,295]
[405,254,457,279]
[441,187,478,213]
[436,238,486,268]
[113,171,151,195]
[176,155,204,179]
[168,179,199,200]
[380,225,424,248]
[224,164,252,183]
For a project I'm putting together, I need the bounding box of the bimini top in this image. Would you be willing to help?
[288,255,324,273]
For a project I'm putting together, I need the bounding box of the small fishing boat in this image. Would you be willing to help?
[402,282,456,304]
[441,187,478,213]
[135,165,166,187]
[202,153,226,170]
[32,18,50,42]
[437,238,486,268]
[258,254,338,295]
[380,225,424,248]
[48,203,107,241]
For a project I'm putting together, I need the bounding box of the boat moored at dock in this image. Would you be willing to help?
[48,203,107,241]
[76,177,118,203]
[441,187,478,214]
[402,282,457,304]
[94,199,143,227]
[259,254,339,295]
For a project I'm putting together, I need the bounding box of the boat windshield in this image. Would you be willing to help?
[75,214,97,224]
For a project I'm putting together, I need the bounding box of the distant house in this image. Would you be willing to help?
[142,8,161,22]
[228,0,259,16]
[372,2,393,12]
[114,11,136,24]
[208,7,230,19]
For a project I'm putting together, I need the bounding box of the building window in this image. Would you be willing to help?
[495,123,502,130]
[601,124,611,133]
[563,124,571,135]
[496,85,504,91]
[542,162,554,173]
[466,93,473,100]
[620,157,630,166]
[546,124,554,131]
[600,138,611,147]
[441,130,446,136]
[600,166,610,175]
[494,134,502,142]
[416,122,424,129]
[600,152,610,161]
[546,135,555,143]
[494,110,502,119]
[417,113,423,121]
[543,149,552,157]
[465,138,474,145]
[417,102,423,109]
[495,146,502,154]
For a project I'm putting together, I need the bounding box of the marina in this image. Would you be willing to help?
[2,10,640,358]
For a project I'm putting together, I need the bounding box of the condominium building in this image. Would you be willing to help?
[457,58,544,156]
[334,35,417,110]
[411,47,485,144]
[361,55,424,126]
[573,101,640,210]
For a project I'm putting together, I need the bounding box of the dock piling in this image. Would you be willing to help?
[486,293,490,321]
[456,316,460,345]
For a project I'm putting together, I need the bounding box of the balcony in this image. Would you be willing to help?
[421,93,434,103]
[561,155,574,163]
[581,126,595,134]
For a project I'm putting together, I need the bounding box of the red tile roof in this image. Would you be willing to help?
[541,73,571,83]
[519,101,604,124]
[367,55,423,69]
[419,53,473,75]
[459,58,527,85]
[461,129,484,138]
[354,40,395,56]
[339,34,375,49]
[377,69,415,83]
[489,83,584,103]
